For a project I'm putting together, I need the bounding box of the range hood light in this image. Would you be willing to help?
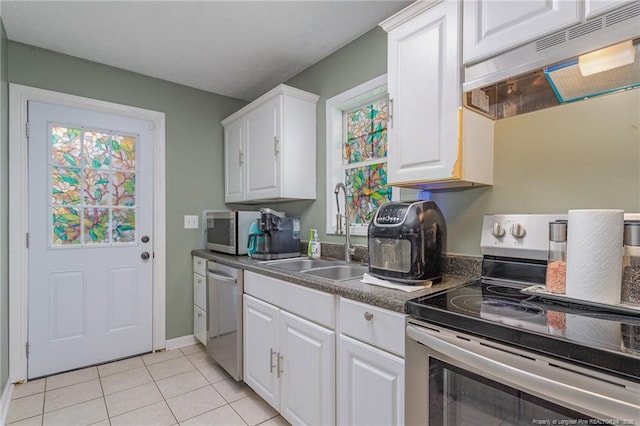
[578,40,636,77]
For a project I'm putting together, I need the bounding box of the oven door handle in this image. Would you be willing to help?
[407,324,639,421]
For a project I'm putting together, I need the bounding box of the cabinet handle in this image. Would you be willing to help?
[239,151,244,166]
[273,137,280,156]
[277,353,284,378]
[270,348,276,373]
[197,311,202,318]
[388,97,394,128]
[364,312,374,321]
[197,260,202,266]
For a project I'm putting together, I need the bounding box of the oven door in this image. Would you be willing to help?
[406,321,640,425]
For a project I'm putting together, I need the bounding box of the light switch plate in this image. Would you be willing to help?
[184,215,199,229]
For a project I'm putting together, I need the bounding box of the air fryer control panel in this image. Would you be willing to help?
[375,204,408,225]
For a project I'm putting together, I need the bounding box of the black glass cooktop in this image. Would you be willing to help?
[406,280,640,383]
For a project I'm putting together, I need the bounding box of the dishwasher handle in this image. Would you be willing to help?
[207,271,237,284]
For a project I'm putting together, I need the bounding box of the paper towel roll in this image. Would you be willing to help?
[566,209,624,305]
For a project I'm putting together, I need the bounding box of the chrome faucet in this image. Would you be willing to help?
[334,182,356,262]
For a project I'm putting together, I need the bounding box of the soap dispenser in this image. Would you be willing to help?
[308,229,321,258]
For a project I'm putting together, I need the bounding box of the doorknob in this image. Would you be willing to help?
[141,252,150,260]
[141,235,150,243]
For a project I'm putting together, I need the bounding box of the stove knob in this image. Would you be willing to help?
[510,223,526,239]
[491,223,506,238]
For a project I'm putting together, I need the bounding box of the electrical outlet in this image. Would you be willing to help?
[184,215,199,229]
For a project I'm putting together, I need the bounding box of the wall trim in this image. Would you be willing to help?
[324,74,390,236]
[165,335,198,351]
[0,380,13,426]
[8,84,167,382]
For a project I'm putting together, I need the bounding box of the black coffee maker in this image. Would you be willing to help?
[251,208,301,260]
[368,200,446,284]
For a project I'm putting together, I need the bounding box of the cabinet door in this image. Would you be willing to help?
[279,311,335,426]
[585,0,628,19]
[338,335,404,426]
[193,273,206,310]
[224,117,245,202]
[387,1,461,185]
[463,0,581,65]
[243,295,280,410]
[194,305,207,345]
[245,95,282,200]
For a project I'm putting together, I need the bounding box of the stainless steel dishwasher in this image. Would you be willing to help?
[206,260,243,381]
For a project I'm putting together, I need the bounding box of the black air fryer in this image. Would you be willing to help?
[367,200,446,284]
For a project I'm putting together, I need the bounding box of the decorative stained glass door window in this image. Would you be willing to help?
[50,123,137,247]
[343,98,391,226]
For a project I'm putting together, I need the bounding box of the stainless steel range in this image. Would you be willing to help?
[405,214,640,425]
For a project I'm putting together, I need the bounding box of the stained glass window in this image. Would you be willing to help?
[343,100,391,226]
[50,124,137,247]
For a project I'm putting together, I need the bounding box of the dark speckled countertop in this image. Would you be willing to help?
[191,249,480,313]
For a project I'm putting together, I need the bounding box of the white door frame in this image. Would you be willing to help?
[8,84,167,382]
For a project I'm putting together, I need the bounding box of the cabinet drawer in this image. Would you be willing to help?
[193,273,206,311]
[245,271,336,329]
[339,298,405,357]
[194,304,206,345]
[193,256,206,276]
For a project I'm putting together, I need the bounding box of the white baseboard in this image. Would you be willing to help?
[165,335,199,351]
[0,381,14,426]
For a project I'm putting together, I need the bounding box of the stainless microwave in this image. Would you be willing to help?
[205,210,260,255]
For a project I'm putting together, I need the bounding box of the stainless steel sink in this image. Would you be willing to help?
[301,265,368,281]
[261,257,368,281]
[260,257,338,271]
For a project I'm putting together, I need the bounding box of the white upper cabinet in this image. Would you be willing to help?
[244,95,281,200]
[463,0,581,65]
[222,85,319,203]
[584,0,632,19]
[381,0,494,189]
[224,117,244,202]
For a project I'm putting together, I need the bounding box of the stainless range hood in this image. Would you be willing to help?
[464,2,640,119]
[544,39,639,103]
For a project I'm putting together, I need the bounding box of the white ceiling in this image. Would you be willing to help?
[1,0,411,101]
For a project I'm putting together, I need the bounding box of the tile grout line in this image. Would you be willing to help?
[167,348,225,424]
[10,346,284,426]
[182,347,281,426]
[96,365,110,425]
[145,354,179,426]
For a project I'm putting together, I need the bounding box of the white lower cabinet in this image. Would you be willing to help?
[243,271,335,426]
[243,294,280,407]
[243,271,406,425]
[338,335,404,426]
[279,309,334,425]
[338,298,406,426]
[193,305,206,345]
[193,256,207,345]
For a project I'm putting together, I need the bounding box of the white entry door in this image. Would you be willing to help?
[27,101,154,379]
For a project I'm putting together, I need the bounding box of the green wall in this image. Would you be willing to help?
[432,89,640,255]
[284,27,640,256]
[8,41,247,339]
[0,20,9,393]
[279,27,390,242]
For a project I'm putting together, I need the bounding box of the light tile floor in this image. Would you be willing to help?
[7,344,290,426]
